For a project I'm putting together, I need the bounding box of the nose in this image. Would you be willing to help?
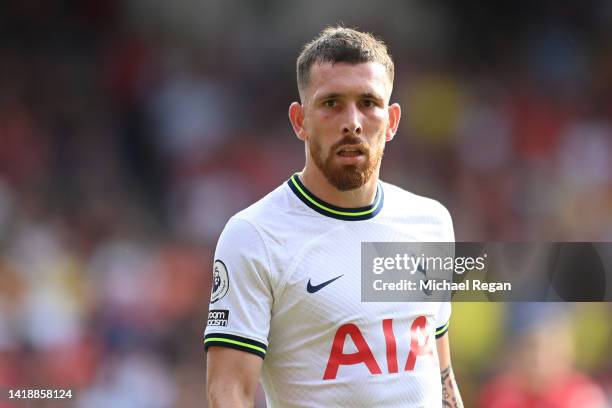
[341,104,362,136]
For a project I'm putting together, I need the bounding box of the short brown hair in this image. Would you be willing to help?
[296,26,395,97]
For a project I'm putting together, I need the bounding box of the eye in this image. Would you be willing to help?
[324,99,337,108]
[361,99,376,108]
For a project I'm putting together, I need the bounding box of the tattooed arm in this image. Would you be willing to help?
[436,334,463,408]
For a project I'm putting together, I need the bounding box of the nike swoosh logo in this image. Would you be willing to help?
[307,275,343,293]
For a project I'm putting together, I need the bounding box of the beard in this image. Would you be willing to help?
[309,134,384,191]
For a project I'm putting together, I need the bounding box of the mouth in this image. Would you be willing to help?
[336,146,364,157]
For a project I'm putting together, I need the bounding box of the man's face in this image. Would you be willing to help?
[295,62,398,191]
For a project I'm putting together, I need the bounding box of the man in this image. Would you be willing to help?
[205,26,463,407]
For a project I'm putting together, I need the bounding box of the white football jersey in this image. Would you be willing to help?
[205,174,454,407]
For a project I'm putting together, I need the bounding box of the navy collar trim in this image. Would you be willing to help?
[287,174,384,221]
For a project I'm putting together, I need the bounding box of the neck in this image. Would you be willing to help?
[299,164,380,208]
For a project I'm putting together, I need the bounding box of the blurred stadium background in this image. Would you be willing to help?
[0,0,611,406]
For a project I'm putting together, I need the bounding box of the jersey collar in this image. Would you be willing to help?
[287,173,384,221]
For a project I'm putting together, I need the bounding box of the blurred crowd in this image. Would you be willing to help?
[0,1,611,407]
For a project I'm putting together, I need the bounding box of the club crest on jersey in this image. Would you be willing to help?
[210,260,230,303]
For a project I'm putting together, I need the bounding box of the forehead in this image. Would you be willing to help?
[306,61,392,100]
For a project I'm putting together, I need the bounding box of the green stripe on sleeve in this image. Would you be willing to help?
[204,337,267,355]
[435,321,450,338]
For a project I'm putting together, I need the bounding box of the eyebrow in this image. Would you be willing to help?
[316,92,384,102]
[316,92,342,101]
[360,92,384,101]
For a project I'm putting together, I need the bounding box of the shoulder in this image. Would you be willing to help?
[214,193,281,280]
[217,181,296,250]
[381,181,452,221]
[380,180,454,240]
[227,183,291,229]
[214,182,300,285]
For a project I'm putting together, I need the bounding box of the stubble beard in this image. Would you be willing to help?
[309,134,384,191]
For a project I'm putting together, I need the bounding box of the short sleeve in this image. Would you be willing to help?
[436,203,454,338]
[434,302,451,339]
[439,202,455,242]
[204,218,272,359]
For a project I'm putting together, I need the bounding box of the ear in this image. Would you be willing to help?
[289,102,307,141]
[386,103,401,142]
